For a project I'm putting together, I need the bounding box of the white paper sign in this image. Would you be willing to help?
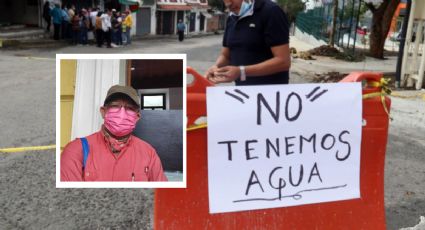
[206,83,362,214]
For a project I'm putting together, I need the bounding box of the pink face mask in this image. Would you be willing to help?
[104,106,139,137]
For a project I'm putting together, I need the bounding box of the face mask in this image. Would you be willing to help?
[104,106,139,137]
[238,1,252,17]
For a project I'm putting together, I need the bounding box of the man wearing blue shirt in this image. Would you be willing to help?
[206,0,291,85]
[61,6,71,39]
[50,4,62,40]
[177,19,186,42]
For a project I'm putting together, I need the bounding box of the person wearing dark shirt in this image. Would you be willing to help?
[177,19,186,42]
[206,0,291,85]
[43,1,51,32]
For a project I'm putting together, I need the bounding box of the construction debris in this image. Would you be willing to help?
[290,46,316,60]
[312,72,348,83]
[308,45,340,57]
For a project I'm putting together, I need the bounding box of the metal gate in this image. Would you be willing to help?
[137,7,151,35]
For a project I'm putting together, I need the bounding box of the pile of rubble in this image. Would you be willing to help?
[308,45,340,57]
[290,45,342,61]
[312,72,348,83]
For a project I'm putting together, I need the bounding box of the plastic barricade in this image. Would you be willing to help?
[154,68,391,229]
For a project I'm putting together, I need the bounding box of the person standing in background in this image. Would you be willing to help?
[43,1,51,32]
[89,7,99,43]
[68,5,76,19]
[115,11,123,46]
[177,19,186,42]
[111,9,119,46]
[61,5,70,39]
[101,9,113,48]
[50,4,62,40]
[71,12,81,45]
[80,9,90,45]
[123,10,133,45]
[95,11,103,47]
[121,12,127,45]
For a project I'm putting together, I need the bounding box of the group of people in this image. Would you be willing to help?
[43,2,133,48]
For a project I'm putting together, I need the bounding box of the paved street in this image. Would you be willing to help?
[0,35,424,229]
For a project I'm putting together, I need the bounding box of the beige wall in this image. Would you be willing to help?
[60,60,77,150]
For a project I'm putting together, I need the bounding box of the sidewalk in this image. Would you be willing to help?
[289,35,398,77]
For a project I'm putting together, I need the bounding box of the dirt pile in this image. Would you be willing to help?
[312,72,348,83]
[308,45,340,57]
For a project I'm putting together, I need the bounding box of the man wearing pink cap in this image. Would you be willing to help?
[61,85,168,182]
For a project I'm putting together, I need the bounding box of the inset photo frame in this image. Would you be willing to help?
[56,54,186,188]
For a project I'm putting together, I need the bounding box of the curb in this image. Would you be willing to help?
[0,31,223,49]
[132,31,222,41]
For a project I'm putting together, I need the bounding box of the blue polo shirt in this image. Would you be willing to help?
[223,0,290,85]
[50,7,63,25]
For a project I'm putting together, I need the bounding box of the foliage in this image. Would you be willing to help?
[277,0,305,23]
[340,0,369,23]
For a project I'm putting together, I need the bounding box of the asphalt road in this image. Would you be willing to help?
[0,35,424,229]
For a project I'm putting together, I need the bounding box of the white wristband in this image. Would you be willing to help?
[239,66,246,81]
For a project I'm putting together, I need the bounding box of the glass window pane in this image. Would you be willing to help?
[143,95,164,107]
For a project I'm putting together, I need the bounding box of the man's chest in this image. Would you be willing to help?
[84,147,150,181]
[226,16,267,48]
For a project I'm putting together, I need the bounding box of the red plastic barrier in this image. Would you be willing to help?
[154,69,391,229]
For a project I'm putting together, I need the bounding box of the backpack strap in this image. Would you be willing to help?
[80,137,90,169]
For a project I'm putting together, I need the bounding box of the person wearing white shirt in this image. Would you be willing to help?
[101,9,112,48]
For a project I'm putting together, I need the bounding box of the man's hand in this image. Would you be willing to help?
[205,65,219,80]
[207,65,241,84]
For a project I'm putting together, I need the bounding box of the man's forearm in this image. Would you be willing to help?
[215,55,229,68]
[215,48,230,67]
[245,56,290,77]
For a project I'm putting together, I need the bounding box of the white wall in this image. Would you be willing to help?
[151,6,157,35]
[195,11,200,33]
[294,27,327,47]
[131,12,137,36]
[72,59,121,139]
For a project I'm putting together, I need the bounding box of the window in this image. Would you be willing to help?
[141,94,166,110]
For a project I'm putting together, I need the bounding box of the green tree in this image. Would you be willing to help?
[340,0,369,22]
[277,0,305,23]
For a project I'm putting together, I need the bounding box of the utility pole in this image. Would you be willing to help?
[395,0,412,88]
[329,0,338,47]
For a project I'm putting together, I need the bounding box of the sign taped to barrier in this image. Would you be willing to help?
[206,83,362,214]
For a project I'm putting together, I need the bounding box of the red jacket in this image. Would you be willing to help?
[61,131,168,181]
